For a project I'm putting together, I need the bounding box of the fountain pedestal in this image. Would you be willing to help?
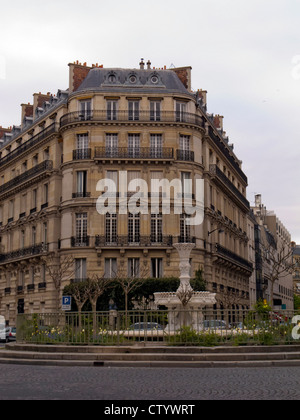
[154,243,216,331]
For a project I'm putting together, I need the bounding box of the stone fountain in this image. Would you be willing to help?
[154,243,216,331]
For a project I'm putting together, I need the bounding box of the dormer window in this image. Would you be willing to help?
[108,73,117,83]
[129,74,137,84]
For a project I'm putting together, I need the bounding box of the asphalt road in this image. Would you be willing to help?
[0,364,300,401]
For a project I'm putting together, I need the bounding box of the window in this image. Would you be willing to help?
[180,214,191,242]
[30,267,35,285]
[43,183,49,205]
[8,199,14,221]
[43,148,50,161]
[32,226,36,246]
[128,258,140,278]
[151,213,162,243]
[150,101,161,121]
[105,134,118,157]
[150,134,162,158]
[151,258,163,278]
[79,100,92,120]
[106,170,118,195]
[18,271,25,288]
[128,134,140,157]
[76,134,89,159]
[32,188,37,210]
[128,213,140,243]
[43,222,48,245]
[128,101,139,121]
[107,100,118,120]
[105,213,117,244]
[76,171,87,197]
[104,258,117,279]
[20,230,25,249]
[75,258,87,282]
[33,154,38,166]
[75,213,88,245]
[176,102,186,122]
[181,172,192,198]
[21,194,27,214]
[179,135,191,160]
[180,135,190,151]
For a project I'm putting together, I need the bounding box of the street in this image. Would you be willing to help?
[0,364,300,400]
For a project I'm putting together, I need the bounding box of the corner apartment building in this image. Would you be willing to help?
[251,194,294,309]
[0,59,253,325]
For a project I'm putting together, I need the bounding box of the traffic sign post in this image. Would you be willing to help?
[62,296,72,311]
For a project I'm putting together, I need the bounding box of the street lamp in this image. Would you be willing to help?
[208,228,224,237]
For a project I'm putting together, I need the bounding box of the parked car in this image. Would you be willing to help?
[203,320,228,330]
[0,316,6,342]
[6,327,16,342]
[129,322,164,331]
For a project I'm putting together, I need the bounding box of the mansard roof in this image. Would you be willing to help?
[75,67,192,96]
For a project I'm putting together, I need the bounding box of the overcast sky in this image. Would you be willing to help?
[0,0,300,242]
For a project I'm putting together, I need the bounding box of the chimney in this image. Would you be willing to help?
[68,61,93,93]
[147,60,151,70]
[0,125,12,140]
[21,102,33,125]
[197,89,207,107]
[213,115,224,130]
[255,194,262,208]
[170,66,192,91]
[33,92,52,118]
[139,58,145,70]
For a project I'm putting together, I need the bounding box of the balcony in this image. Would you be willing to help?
[60,110,205,129]
[71,236,90,247]
[94,147,174,161]
[73,149,92,160]
[0,160,53,198]
[213,243,253,275]
[72,192,91,198]
[95,235,174,248]
[0,243,48,264]
[209,164,250,210]
[176,150,194,162]
[0,123,58,168]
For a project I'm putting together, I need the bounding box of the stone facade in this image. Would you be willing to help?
[0,60,254,325]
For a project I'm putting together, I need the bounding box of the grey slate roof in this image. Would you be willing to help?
[75,68,192,96]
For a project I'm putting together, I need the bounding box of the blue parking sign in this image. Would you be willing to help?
[62,296,71,311]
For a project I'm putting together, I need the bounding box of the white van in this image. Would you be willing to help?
[0,316,6,342]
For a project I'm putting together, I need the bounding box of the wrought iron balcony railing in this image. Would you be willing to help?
[94,147,174,160]
[0,123,58,167]
[95,235,174,247]
[72,192,91,198]
[0,160,53,196]
[60,110,205,129]
[209,164,250,210]
[214,243,253,272]
[176,150,195,162]
[0,243,48,264]
[71,236,90,247]
[73,149,92,160]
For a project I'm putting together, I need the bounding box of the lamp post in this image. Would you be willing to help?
[208,228,224,237]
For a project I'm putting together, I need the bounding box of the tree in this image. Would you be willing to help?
[264,241,295,309]
[42,254,75,312]
[86,275,114,334]
[64,280,89,331]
